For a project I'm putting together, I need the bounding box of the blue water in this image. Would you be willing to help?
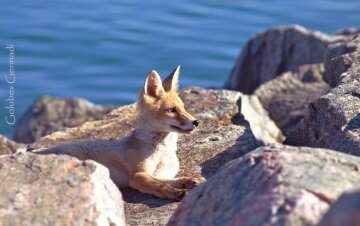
[0,0,360,137]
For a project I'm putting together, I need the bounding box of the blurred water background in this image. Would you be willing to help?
[0,0,360,136]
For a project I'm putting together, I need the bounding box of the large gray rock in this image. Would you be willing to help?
[317,190,360,226]
[14,96,114,143]
[286,35,360,155]
[30,87,260,226]
[224,25,334,94]
[0,153,125,226]
[254,63,330,136]
[322,35,359,87]
[0,135,26,155]
[224,26,336,137]
[168,145,360,226]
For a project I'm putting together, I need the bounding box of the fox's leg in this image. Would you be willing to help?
[158,177,205,190]
[152,157,204,189]
[108,166,129,188]
[129,172,188,201]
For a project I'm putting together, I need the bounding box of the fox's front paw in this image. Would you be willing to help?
[179,177,205,190]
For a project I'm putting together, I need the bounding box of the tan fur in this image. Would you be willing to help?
[35,66,204,201]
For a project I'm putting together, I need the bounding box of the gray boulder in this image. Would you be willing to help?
[14,96,114,143]
[254,63,330,136]
[0,153,125,226]
[168,145,360,226]
[224,25,334,94]
[224,25,337,137]
[286,35,360,155]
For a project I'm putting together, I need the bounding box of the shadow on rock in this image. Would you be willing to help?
[201,122,260,179]
[121,187,173,208]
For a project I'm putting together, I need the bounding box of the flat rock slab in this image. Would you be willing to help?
[30,87,259,226]
[169,145,360,226]
[0,153,125,226]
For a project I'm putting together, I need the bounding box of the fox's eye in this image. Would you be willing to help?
[166,108,177,113]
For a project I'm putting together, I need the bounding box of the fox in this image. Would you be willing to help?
[35,65,204,201]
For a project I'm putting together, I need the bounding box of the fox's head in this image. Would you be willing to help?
[137,66,199,134]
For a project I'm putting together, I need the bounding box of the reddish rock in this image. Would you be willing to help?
[224,25,334,94]
[0,153,125,226]
[317,190,360,226]
[168,145,360,226]
[254,63,330,136]
[286,35,360,155]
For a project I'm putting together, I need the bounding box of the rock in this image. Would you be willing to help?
[254,64,330,136]
[322,35,358,87]
[30,87,260,226]
[168,145,360,226]
[317,190,360,226]
[0,135,26,155]
[285,35,360,155]
[239,94,284,143]
[14,96,114,143]
[223,25,336,137]
[334,27,360,36]
[224,25,334,94]
[0,153,125,226]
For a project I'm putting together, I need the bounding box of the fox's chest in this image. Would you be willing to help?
[145,143,179,179]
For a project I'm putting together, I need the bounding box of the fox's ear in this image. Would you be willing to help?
[144,70,163,98]
[163,65,180,92]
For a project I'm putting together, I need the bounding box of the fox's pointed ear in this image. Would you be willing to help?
[163,65,180,92]
[144,70,163,98]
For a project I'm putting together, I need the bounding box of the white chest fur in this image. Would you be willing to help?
[145,132,180,179]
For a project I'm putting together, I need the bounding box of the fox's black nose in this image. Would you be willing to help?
[193,120,200,127]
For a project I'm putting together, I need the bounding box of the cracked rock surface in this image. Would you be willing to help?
[168,145,360,226]
[0,153,125,226]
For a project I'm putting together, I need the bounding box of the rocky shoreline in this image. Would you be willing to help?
[0,25,359,226]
